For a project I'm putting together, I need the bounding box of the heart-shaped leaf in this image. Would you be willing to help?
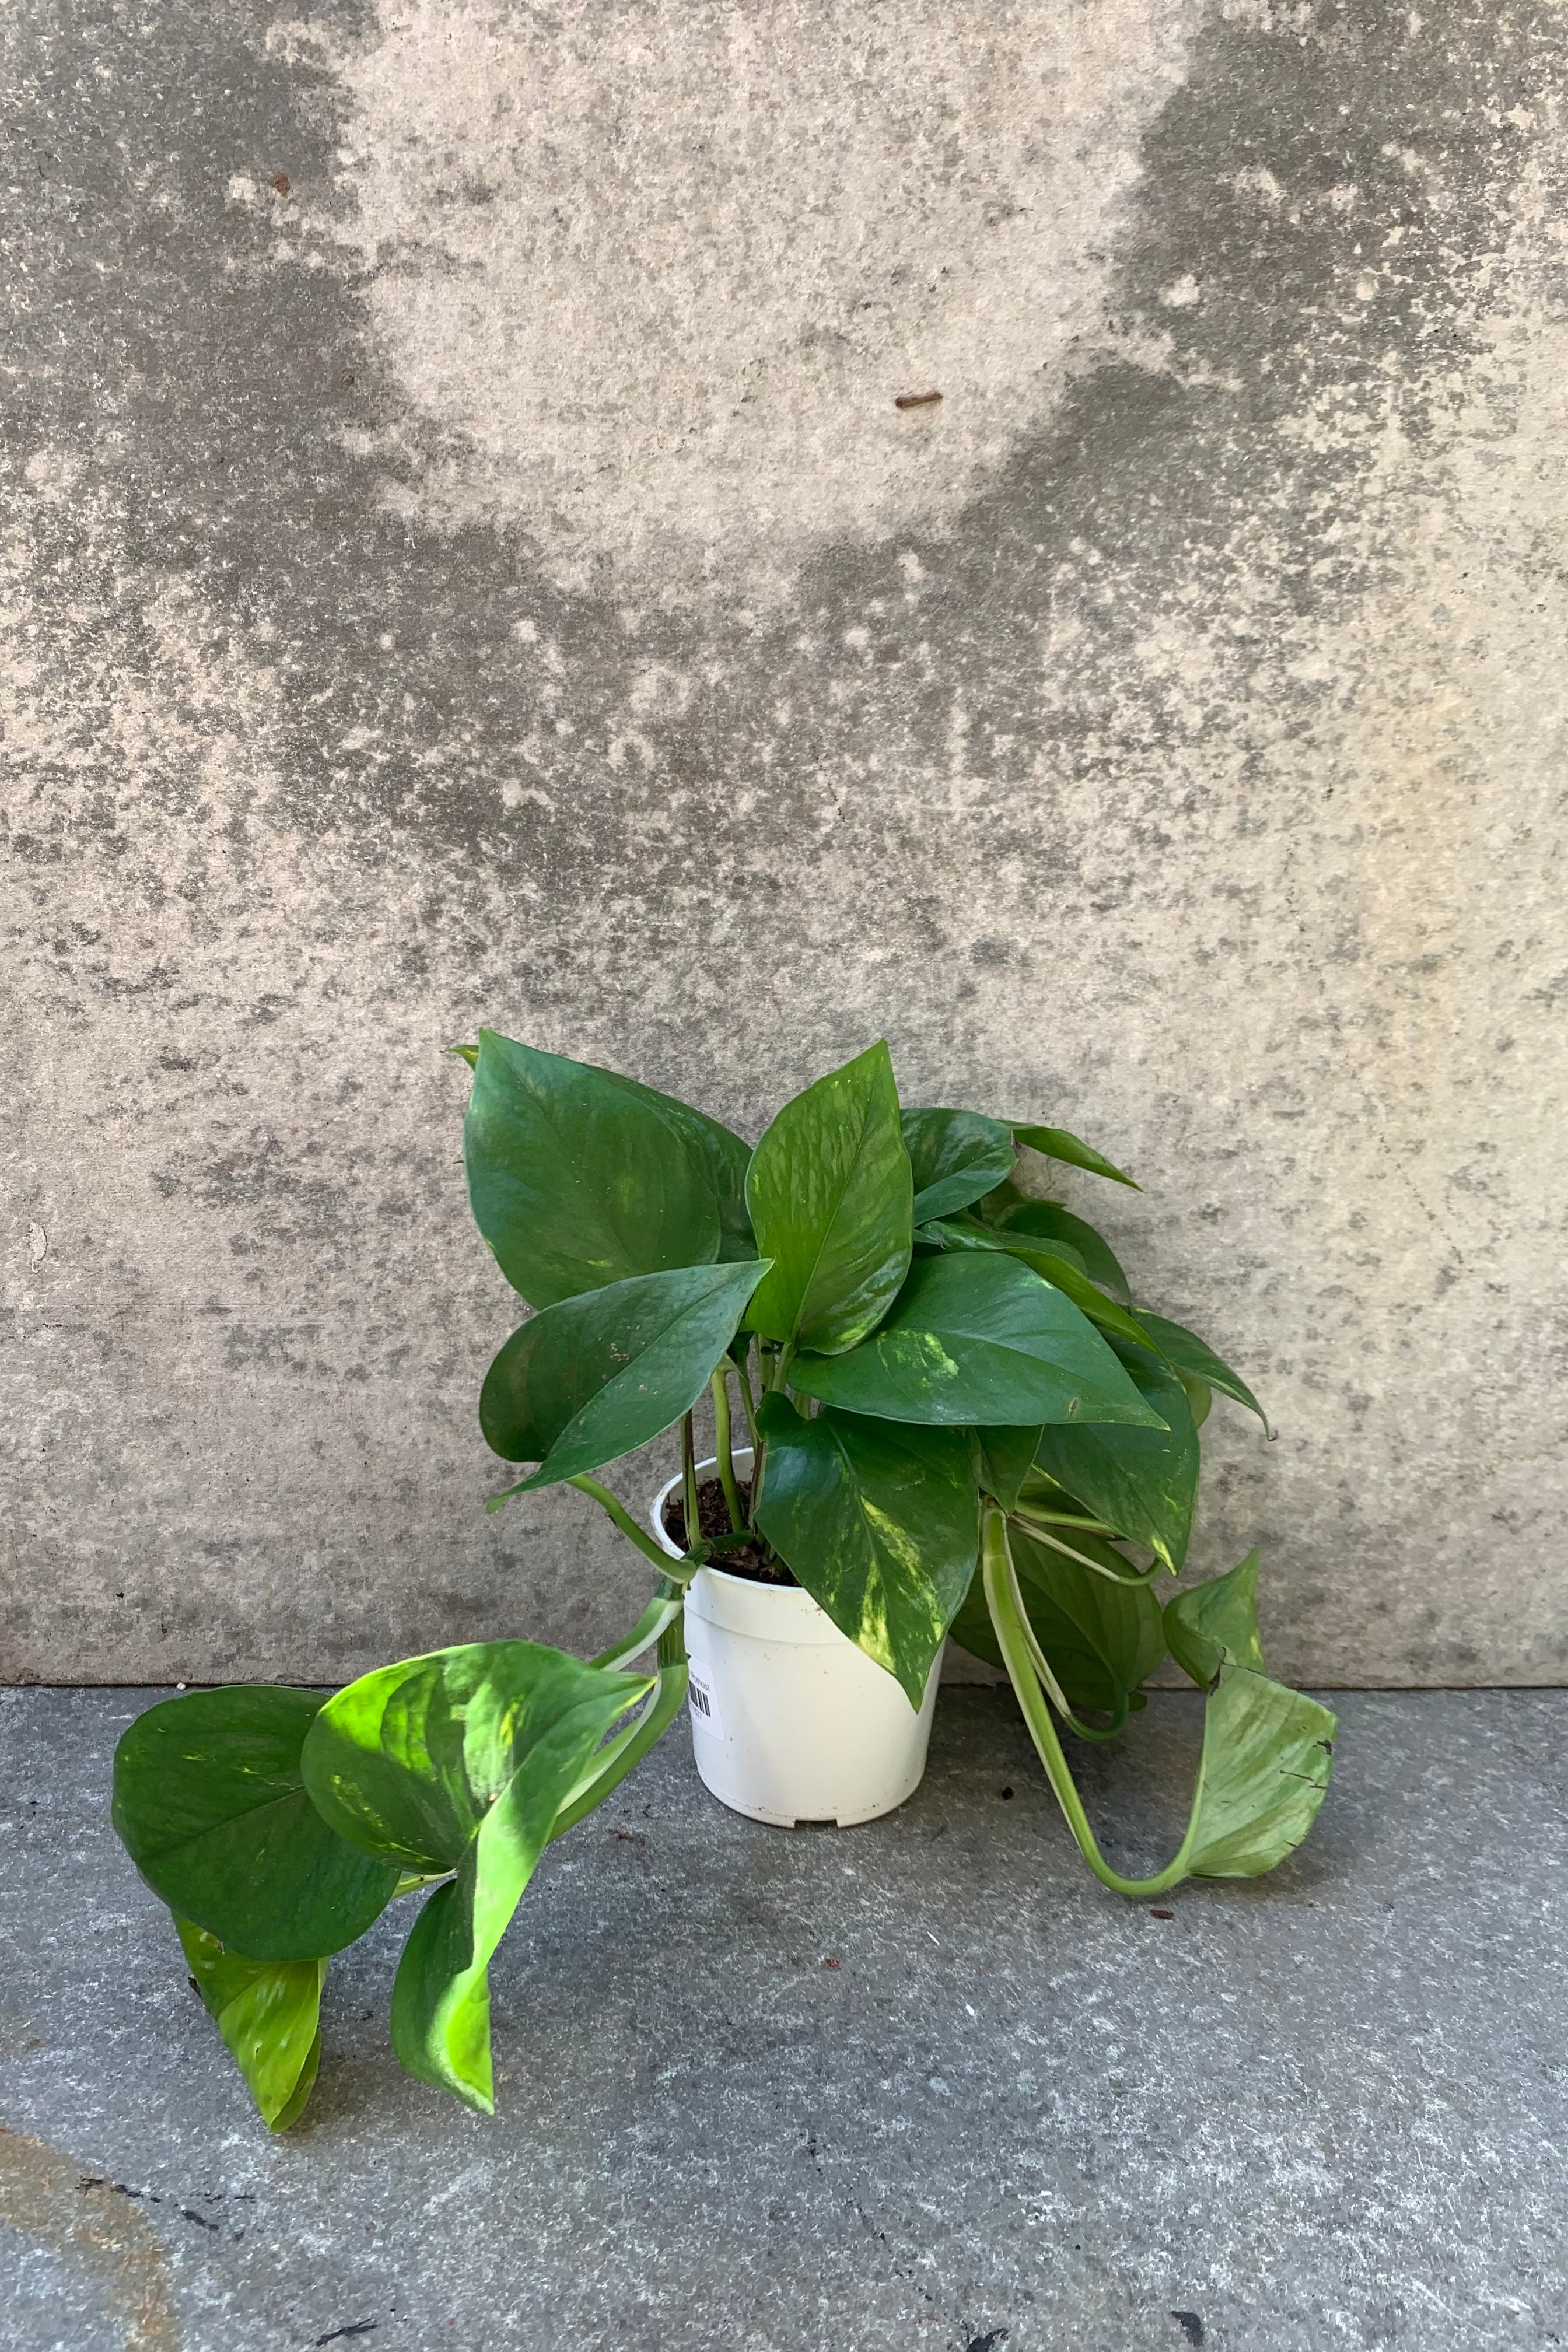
[302,1642,651,2111]
[481,1259,770,1494]
[176,1918,325,2131]
[900,1108,1017,1226]
[1136,1311,1265,1427]
[1164,1548,1268,1684]
[790,1255,1168,1430]
[113,1689,402,1961]
[753,1396,980,1705]
[464,1032,722,1307]
[1012,1123,1139,1189]
[1160,1551,1335,1876]
[745,1042,912,1354]
[1030,1342,1199,1572]
[1182,1662,1335,1877]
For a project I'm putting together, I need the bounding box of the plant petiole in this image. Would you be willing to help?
[590,1591,684,1672]
[730,1343,761,1454]
[681,1412,700,1563]
[710,1367,746,1531]
[1007,1511,1163,1586]
[568,1474,679,1574]
[547,1659,690,1843]
[982,1507,1200,1896]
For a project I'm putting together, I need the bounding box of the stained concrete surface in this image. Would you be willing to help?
[1,1685,1564,2351]
[5,0,1568,1688]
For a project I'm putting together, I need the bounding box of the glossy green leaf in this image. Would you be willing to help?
[744,1042,912,1354]
[464,1031,720,1307]
[1002,1247,1154,1351]
[790,1254,1167,1430]
[1162,1550,1335,1876]
[1030,1342,1199,1572]
[753,1396,980,1705]
[1177,1370,1213,1428]
[1138,1311,1266,1426]
[993,1203,1131,1301]
[1182,1662,1336,1877]
[1012,1123,1140,1189]
[950,1521,1164,1716]
[176,1917,324,2132]
[1164,1548,1268,1685]
[900,1108,1017,1226]
[302,1642,652,2112]
[608,1072,755,1262]
[112,1689,401,1962]
[970,1424,1043,1512]
[918,1216,1154,1351]
[480,1259,769,1494]
[1017,1234,1087,1278]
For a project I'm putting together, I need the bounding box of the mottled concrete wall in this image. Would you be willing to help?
[4,0,1565,1687]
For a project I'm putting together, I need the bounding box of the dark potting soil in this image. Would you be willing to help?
[660,1475,799,1586]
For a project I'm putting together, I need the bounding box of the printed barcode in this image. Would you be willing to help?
[687,1663,724,1740]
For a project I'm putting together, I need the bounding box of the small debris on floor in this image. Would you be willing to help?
[895,389,943,409]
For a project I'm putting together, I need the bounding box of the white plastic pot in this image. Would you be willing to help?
[649,1450,940,1829]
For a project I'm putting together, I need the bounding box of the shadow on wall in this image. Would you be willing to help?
[9,0,1552,964]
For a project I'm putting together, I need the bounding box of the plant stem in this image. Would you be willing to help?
[982,1507,1200,1897]
[656,1573,687,1675]
[710,1367,744,1530]
[590,1591,684,1672]
[558,1550,693,1838]
[748,1413,769,1528]
[1008,1512,1163,1586]
[681,1411,699,1558]
[1002,1567,1076,1718]
[547,1653,689,1842]
[999,1544,1131,1744]
[732,1343,761,1454]
[568,1474,678,1574]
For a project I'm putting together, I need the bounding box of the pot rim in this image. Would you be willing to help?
[649,1451,830,1604]
[648,1448,756,1565]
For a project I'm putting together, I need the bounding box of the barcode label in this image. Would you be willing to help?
[687,1660,726,1742]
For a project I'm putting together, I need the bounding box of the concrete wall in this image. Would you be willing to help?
[4,0,1564,1688]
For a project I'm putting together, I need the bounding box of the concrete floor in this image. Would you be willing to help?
[0,1688,1563,2352]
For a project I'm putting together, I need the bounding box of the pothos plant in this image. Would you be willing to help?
[111,1035,1334,2132]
